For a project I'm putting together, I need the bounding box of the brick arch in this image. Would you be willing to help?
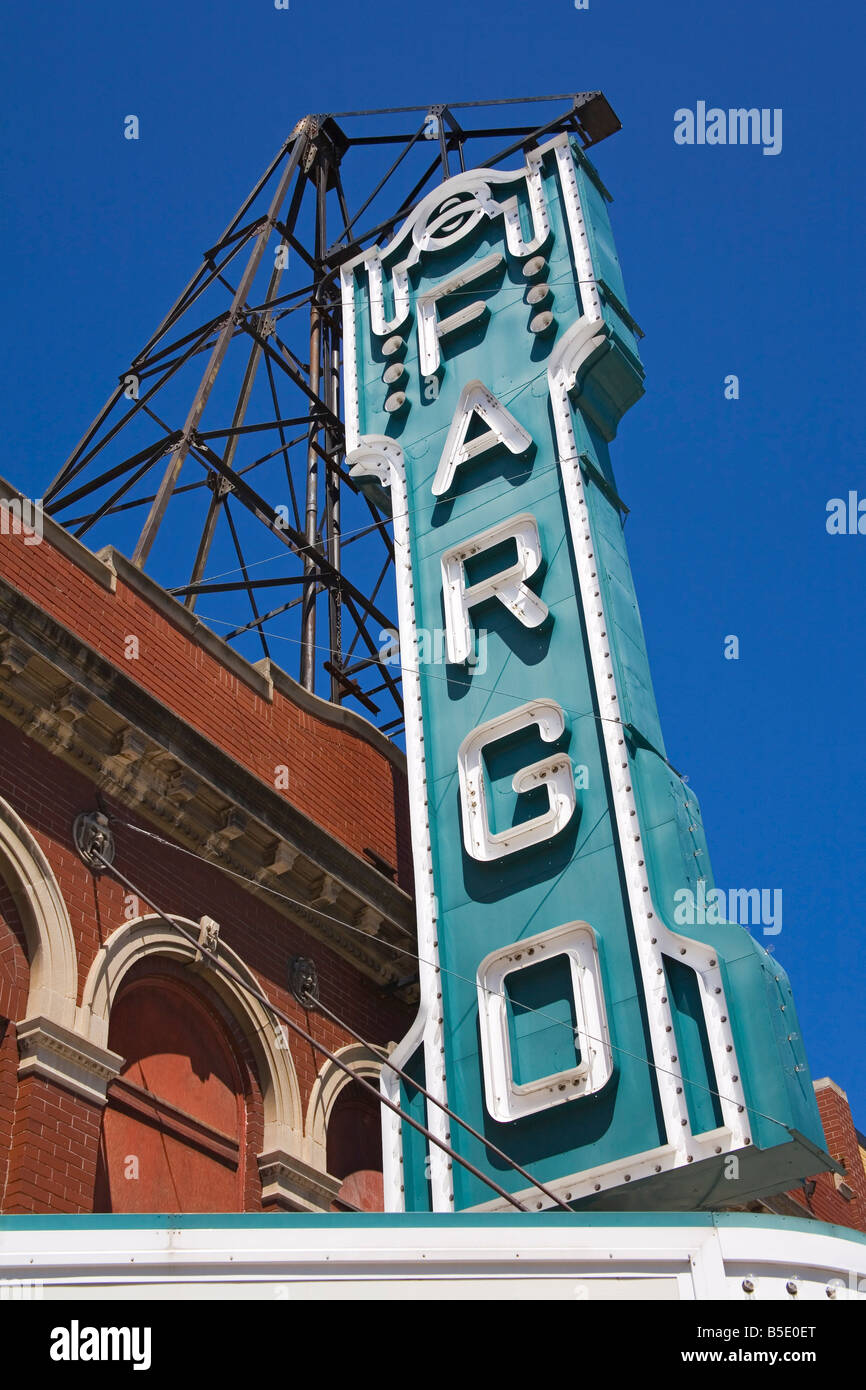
[95,966,253,1212]
[79,914,303,1161]
[0,875,28,1024]
[304,1043,388,1172]
[0,795,78,1030]
[325,1080,386,1212]
[104,955,266,1211]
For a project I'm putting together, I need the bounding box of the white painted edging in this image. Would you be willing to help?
[0,1220,863,1302]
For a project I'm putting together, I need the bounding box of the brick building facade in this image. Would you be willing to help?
[0,474,415,1214]
[762,1079,866,1235]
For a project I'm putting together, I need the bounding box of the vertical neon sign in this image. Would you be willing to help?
[342,134,826,1212]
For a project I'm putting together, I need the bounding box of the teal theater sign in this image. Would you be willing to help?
[340,133,827,1212]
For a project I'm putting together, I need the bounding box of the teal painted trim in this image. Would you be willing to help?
[570,142,614,203]
[1,1212,864,1246]
[578,452,629,519]
[597,279,645,340]
[663,955,724,1134]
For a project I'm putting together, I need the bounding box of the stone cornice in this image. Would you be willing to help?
[257,1150,342,1213]
[16,1015,124,1106]
[0,579,417,993]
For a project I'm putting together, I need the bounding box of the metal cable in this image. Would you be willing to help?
[111,818,798,1136]
[308,993,571,1211]
[88,847,538,1213]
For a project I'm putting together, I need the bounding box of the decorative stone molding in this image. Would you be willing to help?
[165,769,199,805]
[0,636,31,675]
[0,590,415,987]
[0,793,79,1031]
[310,874,340,911]
[205,809,248,856]
[16,1015,124,1106]
[22,706,70,748]
[51,686,90,723]
[220,808,246,841]
[262,843,303,879]
[257,1150,342,1213]
[304,1041,389,1172]
[80,914,304,1158]
[194,915,220,962]
[110,729,149,765]
[355,905,384,938]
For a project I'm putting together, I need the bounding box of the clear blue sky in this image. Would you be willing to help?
[1,1,863,1122]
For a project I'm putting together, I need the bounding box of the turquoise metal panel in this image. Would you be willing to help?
[4,1211,862,1248]
[400,1051,433,1214]
[506,955,581,1085]
[342,135,826,1213]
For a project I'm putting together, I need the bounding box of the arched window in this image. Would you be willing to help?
[326,1080,384,1211]
[95,972,247,1212]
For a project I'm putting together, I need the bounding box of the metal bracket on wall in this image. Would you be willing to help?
[73,810,116,871]
[289,955,319,1008]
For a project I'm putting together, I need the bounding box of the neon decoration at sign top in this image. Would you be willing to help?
[341,133,826,1213]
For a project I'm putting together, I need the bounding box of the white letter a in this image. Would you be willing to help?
[431,380,532,497]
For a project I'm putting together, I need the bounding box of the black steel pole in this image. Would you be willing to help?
[300,153,328,690]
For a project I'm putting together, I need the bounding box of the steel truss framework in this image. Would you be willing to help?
[45,93,621,736]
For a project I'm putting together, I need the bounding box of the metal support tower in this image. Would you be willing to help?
[44,93,621,736]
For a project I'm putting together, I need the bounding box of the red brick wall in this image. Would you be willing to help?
[4,1074,102,1214]
[0,527,411,885]
[787,1081,866,1232]
[0,509,417,1214]
[0,719,409,1073]
[0,883,28,1206]
[96,963,265,1214]
[0,717,411,1213]
[117,958,268,1215]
